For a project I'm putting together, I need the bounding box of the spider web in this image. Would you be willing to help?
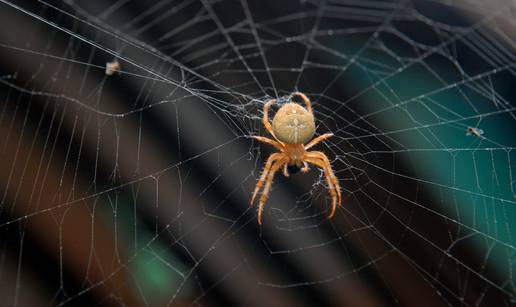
[0,0,515,306]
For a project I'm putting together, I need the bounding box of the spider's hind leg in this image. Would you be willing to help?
[292,92,312,113]
[262,99,277,138]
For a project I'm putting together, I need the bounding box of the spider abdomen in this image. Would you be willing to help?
[272,103,315,144]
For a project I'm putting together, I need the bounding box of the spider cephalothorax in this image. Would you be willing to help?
[251,92,342,224]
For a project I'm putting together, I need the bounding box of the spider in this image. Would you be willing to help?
[250,92,341,224]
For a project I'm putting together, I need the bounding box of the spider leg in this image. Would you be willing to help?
[251,135,284,151]
[283,163,289,177]
[257,158,287,224]
[292,92,312,114]
[305,157,338,219]
[305,152,341,219]
[251,153,283,206]
[262,99,277,138]
[307,151,341,208]
[304,133,333,150]
[301,161,310,172]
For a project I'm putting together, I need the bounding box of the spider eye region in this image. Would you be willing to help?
[272,103,315,144]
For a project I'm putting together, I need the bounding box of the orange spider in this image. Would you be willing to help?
[251,92,341,224]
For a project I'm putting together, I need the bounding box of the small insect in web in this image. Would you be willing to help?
[250,92,341,224]
[466,127,484,137]
[105,60,121,76]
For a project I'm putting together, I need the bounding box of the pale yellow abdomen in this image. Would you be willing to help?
[272,103,315,144]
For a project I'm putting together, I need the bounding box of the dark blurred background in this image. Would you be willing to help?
[0,0,515,306]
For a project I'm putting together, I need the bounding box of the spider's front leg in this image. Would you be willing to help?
[251,153,282,206]
[257,158,286,224]
[305,152,341,218]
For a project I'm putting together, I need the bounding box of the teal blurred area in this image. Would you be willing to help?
[352,51,516,277]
